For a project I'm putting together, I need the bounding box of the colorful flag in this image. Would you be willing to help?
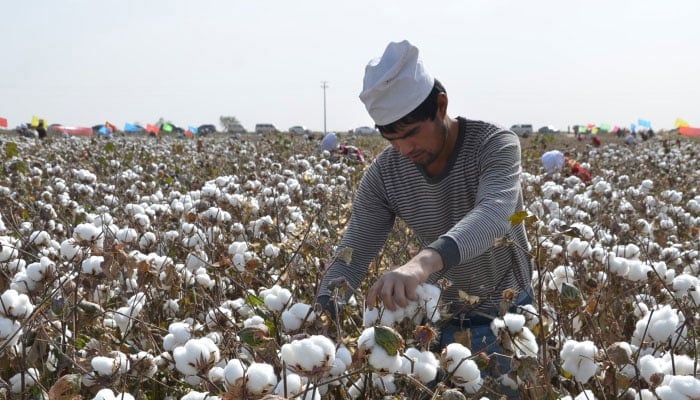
[630,124,636,133]
[98,126,110,135]
[124,123,140,132]
[188,126,198,135]
[31,116,48,127]
[599,123,611,132]
[146,124,160,134]
[162,123,173,132]
[0,117,7,128]
[675,118,690,128]
[679,126,700,137]
[637,119,652,128]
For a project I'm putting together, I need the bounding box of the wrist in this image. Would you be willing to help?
[416,249,444,275]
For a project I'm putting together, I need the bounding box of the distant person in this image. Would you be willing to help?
[541,150,592,183]
[36,119,47,140]
[625,134,637,146]
[320,132,338,153]
[591,135,601,147]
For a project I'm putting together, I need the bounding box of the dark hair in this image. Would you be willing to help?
[376,79,446,134]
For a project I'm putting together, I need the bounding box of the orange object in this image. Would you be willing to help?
[679,126,700,137]
[0,117,7,128]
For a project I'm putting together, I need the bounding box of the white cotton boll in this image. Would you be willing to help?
[642,305,679,343]
[281,303,315,332]
[260,285,292,312]
[274,373,305,396]
[363,307,379,327]
[560,340,598,383]
[626,259,651,282]
[367,346,402,373]
[92,356,117,376]
[264,243,280,258]
[82,256,104,275]
[93,388,117,400]
[28,230,51,247]
[205,306,235,328]
[115,228,138,244]
[503,313,526,335]
[180,391,221,400]
[245,362,277,395]
[403,348,438,384]
[232,253,246,272]
[60,238,84,261]
[639,354,663,384]
[138,232,157,250]
[185,251,208,272]
[9,368,40,393]
[607,253,630,276]
[550,244,564,259]
[661,375,700,399]
[74,223,101,242]
[662,354,698,376]
[0,316,22,348]
[223,358,246,388]
[244,315,265,328]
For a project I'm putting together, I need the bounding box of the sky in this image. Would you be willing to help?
[2,1,699,132]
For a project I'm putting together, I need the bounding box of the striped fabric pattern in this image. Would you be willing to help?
[319,117,532,314]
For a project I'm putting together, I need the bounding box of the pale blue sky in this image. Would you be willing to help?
[2,1,698,132]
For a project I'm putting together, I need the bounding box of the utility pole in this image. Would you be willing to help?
[321,81,329,134]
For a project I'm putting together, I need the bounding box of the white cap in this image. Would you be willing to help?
[541,150,565,174]
[359,40,435,126]
[320,132,338,152]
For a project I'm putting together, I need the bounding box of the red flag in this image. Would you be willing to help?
[0,117,7,128]
[679,126,700,137]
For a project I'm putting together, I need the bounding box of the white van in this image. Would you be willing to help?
[510,124,533,138]
[255,123,279,134]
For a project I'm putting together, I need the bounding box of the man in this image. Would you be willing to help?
[317,40,532,352]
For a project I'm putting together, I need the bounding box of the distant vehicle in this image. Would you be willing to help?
[288,125,309,134]
[197,124,217,135]
[510,124,533,138]
[255,123,279,134]
[538,125,558,134]
[353,126,378,135]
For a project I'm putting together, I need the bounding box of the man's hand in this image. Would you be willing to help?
[366,249,443,311]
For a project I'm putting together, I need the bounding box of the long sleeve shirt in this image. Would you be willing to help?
[318,117,532,315]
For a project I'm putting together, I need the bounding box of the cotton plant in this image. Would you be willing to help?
[222,359,277,396]
[440,343,483,394]
[0,288,35,319]
[560,339,598,383]
[173,337,221,383]
[83,351,131,387]
[363,283,442,327]
[9,368,40,394]
[491,313,539,358]
[631,304,683,347]
[281,302,316,332]
[259,284,293,313]
[400,347,439,384]
[280,334,336,377]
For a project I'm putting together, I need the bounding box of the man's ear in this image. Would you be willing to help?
[437,93,448,118]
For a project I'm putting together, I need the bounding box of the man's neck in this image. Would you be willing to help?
[425,116,459,176]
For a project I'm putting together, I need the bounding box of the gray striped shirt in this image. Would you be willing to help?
[319,117,532,315]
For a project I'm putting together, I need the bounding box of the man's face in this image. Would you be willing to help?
[381,117,448,166]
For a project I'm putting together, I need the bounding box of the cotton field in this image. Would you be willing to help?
[0,132,698,399]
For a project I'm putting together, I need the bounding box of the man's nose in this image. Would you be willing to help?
[394,140,414,156]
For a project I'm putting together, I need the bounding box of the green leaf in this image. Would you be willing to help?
[509,210,529,226]
[246,293,265,308]
[104,142,116,153]
[4,142,18,158]
[373,325,404,356]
